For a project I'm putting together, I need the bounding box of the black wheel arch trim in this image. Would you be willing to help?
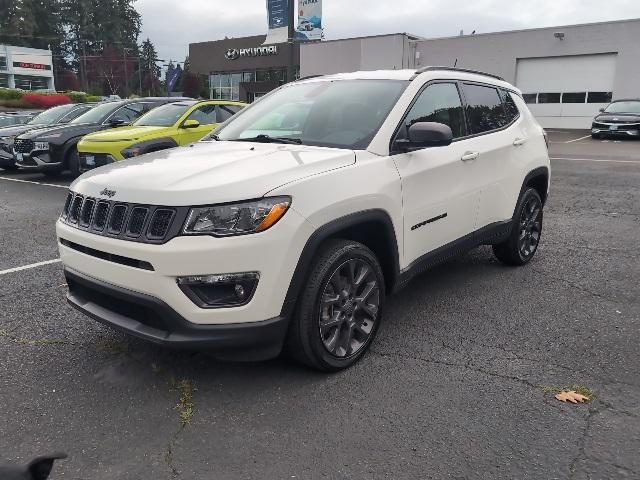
[132,137,180,154]
[280,209,401,320]
[515,166,549,215]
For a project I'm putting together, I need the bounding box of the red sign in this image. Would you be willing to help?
[13,62,51,71]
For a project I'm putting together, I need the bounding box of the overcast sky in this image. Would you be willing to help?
[136,0,640,67]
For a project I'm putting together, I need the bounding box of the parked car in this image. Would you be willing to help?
[0,103,95,170]
[13,97,190,176]
[297,20,314,31]
[77,100,246,172]
[591,99,640,139]
[0,111,38,128]
[57,68,550,371]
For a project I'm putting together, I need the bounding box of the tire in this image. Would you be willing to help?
[493,188,543,266]
[67,149,80,177]
[1,164,18,171]
[286,239,386,372]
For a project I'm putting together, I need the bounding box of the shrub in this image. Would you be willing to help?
[22,93,72,108]
[0,89,25,100]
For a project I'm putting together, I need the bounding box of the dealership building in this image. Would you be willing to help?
[0,45,55,91]
[190,35,299,103]
[190,18,640,128]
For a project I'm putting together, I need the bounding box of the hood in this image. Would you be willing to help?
[19,122,104,143]
[0,124,40,139]
[595,113,640,123]
[70,141,356,205]
[82,125,169,143]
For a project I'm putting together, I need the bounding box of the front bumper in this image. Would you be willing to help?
[65,268,289,360]
[0,146,15,167]
[15,151,62,170]
[591,125,640,137]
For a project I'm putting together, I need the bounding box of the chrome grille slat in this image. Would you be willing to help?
[108,204,128,234]
[126,207,149,237]
[79,198,95,227]
[68,195,83,224]
[60,193,178,244]
[148,209,175,239]
[92,201,110,231]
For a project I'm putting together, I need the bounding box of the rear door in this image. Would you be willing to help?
[392,82,481,264]
[459,83,523,228]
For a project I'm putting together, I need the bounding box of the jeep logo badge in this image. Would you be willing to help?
[99,188,116,198]
[225,49,240,60]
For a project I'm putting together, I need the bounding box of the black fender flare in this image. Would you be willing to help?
[280,209,400,320]
[513,166,550,216]
[133,137,179,154]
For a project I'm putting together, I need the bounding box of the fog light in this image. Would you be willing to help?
[177,272,259,308]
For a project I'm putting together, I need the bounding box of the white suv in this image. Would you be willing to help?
[57,68,550,371]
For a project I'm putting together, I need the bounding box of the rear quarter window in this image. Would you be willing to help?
[461,83,508,135]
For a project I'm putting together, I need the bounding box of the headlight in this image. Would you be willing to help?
[34,141,49,151]
[183,196,291,237]
[0,135,15,142]
[121,146,143,158]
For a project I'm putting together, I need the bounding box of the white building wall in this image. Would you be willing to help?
[0,44,55,91]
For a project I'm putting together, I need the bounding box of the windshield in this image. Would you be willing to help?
[71,102,120,124]
[217,79,409,149]
[604,101,640,114]
[134,103,191,127]
[28,104,75,125]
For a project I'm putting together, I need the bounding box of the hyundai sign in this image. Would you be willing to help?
[225,46,279,60]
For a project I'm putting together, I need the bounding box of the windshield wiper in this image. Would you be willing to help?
[234,134,302,145]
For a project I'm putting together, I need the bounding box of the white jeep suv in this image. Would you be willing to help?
[57,67,550,371]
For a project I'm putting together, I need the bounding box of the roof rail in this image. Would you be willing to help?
[296,74,324,82]
[413,66,505,81]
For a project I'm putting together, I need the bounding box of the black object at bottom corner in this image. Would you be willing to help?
[64,268,289,361]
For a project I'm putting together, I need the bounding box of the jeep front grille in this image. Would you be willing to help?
[60,192,186,244]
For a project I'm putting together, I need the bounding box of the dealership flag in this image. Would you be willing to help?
[297,0,323,41]
[263,0,290,44]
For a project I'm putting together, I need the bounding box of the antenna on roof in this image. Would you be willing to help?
[453,58,458,67]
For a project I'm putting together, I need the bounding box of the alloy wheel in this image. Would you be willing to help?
[318,259,380,358]
[518,196,542,259]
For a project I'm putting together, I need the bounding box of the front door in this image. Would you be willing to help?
[392,82,482,265]
[179,104,219,144]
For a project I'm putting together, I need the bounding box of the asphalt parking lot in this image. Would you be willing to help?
[0,131,638,479]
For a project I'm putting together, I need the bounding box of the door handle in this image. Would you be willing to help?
[461,151,479,162]
[513,138,527,146]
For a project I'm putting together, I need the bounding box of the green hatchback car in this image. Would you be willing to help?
[77,100,246,171]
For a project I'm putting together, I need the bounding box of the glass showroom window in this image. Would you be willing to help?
[14,75,49,90]
[588,92,613,103]
[522,94,537,104]
[0,74,8,88]
[561,92,587,103]
[0,57,7,71]
[537,93,561,104]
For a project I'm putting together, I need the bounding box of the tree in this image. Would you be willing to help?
[139,38,162,95]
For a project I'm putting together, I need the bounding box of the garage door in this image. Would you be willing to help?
[515,54,617,129]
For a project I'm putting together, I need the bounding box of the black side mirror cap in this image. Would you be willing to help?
[599,108,605,113]
[395,122,453,152]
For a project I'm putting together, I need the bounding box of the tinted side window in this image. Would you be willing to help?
[216,105,241,122]
[461,83,507,134]
[500,90,519,123]
[187,105,218,124]
[59,105,92,123]
[110,103,145,123]
[401,82,465,139]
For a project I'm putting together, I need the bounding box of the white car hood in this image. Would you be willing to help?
[71,141,356,205]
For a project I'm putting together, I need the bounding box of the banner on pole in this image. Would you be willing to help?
[264,0,290,44]
[296,0,323,41]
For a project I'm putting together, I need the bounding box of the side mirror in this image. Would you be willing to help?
[599,108,605,113]
[396,122,453,152]
[108,118,127,127]
[182,119,200,129]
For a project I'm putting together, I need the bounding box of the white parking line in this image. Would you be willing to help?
[564,135,592,143]
[0,259,61,276]
[551,157,640,164]
[0,176,68,189]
